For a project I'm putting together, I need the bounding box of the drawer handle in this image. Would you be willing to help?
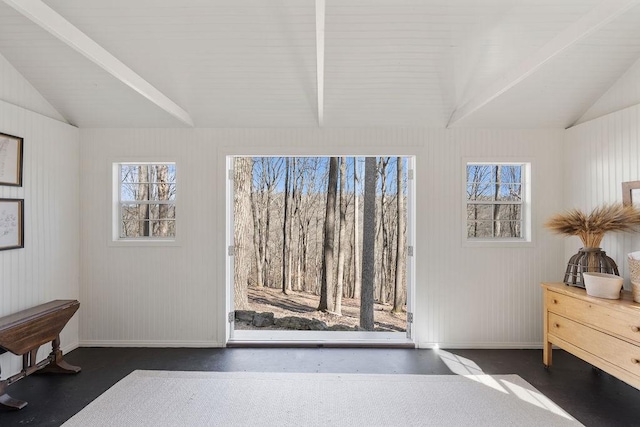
[552,299,558,304]
[632,358,640,365]
[553,323,560,329]
[632,326,640,333]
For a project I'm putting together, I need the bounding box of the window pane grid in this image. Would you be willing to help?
[466,163,525,240]
[116,163,176,239]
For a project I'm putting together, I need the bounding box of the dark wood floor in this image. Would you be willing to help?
[1,347,639,426]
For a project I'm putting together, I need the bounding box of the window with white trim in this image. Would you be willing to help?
[466,162,527,240]
[116,162,176,239]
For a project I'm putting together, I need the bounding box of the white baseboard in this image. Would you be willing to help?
[79,340,224,348]
[62,340,80,354]
[417,342,543,350]
[78,340,541,350]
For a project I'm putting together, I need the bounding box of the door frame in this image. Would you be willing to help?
[224,153,416,347]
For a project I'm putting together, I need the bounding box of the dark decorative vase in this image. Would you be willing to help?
[564,247,619,288]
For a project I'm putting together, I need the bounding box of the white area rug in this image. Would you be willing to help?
[63,370,582,426]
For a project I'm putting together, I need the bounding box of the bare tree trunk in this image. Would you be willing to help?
[263,189,272,287]
[296,249,302,291]
[318,157,338,312]
[137,165,149,237]
[288,158,297,291]
[361,157,377,330]
[393,157,406,313]
[315,216,321,295]
[353,157,361,300]
[234,157,253,310]
[155,165,170,237]
[335,157,347,315]
[300,220,309,291]
[493,165,502,237]
[470,166,479,237]
[282,157,290,294]
[507,165,521,237]
[346,228,354,298]
[378,158,389,304]
[250,181,264,288]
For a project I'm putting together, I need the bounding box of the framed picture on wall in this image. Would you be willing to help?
[0,132,23,186]
[622,181,640,207]
[0,198,24,250]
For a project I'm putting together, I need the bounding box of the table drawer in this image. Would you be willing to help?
[546,291,640,345]
[549,312,640,377]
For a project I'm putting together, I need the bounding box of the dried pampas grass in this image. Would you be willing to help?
[545,203,640,248]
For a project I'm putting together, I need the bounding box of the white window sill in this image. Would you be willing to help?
[462,239,533,248]
[108,238,181,247]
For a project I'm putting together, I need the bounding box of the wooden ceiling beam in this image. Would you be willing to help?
[447,0,640,128]
[4,0,194,127]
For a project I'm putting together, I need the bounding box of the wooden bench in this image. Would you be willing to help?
[0,300,81,409]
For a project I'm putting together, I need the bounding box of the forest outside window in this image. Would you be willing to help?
[230,156,413,333]
[466,162,529,241]
[115,162,176,240]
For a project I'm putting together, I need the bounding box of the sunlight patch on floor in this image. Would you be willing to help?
[437,349,578,422]
[501,379,575,420]
[436,349,507,393]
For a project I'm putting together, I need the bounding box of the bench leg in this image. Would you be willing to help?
[0,392,27,410]
[0,380,27,410]
[39,336,81,374]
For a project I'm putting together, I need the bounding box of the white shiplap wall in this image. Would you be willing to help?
[419,129,566,347]
[0,100,79,379]
[79,128,564,349]
[565,105,640,287]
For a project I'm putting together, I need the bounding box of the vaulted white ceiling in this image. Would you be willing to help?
[0,0,639,129]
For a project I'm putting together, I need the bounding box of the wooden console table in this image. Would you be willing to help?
[541,283,640,390]
[0,300,81,409]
